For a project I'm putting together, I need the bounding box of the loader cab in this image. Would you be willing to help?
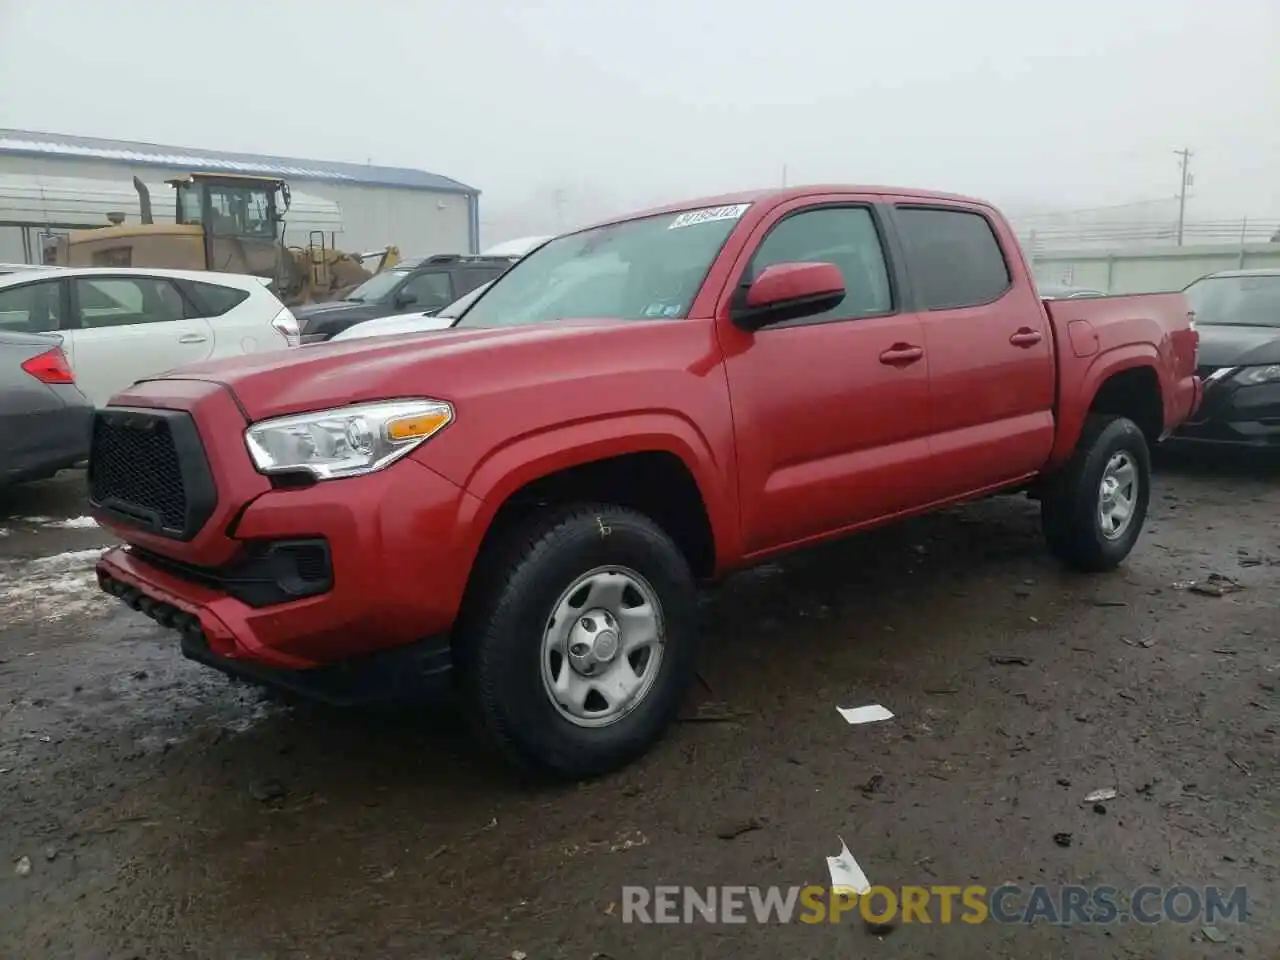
[168,173,291,288]
[171,173,285,242]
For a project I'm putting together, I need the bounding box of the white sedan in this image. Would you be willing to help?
[0,266,297,405]
[329,280,491,343]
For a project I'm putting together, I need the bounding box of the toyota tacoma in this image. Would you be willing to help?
[89,186,1200,779]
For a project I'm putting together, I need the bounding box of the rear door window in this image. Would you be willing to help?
[183,280,250,317]
[460,266,503,295]
[0,279,63,333]
[399,271,454,311]
[72,277,188,328]
[895,207,1011,310]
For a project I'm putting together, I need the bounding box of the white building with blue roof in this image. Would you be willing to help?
[0,129,480,263]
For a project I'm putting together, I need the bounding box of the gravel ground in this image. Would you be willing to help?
[1,455,1276,959]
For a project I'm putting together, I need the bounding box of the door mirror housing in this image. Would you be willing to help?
[731,262,846,331]
[393,291,418,308]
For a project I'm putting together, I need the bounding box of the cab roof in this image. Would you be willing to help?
[586,184,992,231]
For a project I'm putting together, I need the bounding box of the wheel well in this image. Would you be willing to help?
[1089,366,1163,443]
[480,451,717,579]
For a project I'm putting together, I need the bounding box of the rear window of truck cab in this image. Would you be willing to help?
[454,204,751,328]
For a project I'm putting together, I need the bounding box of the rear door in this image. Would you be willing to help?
[887,202,1055,497]
[176,278,286,357]
[63,274,214,405]
[717,197,935,554]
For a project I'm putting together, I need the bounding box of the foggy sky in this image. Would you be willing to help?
[1,0,1277,242]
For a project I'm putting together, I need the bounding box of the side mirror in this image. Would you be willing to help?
[394,291,418,308]
[731,262,846,331]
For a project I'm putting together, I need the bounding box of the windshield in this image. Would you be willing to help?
[454,204,750,328]
[344,269,412,302]
[1184,275,1280,328]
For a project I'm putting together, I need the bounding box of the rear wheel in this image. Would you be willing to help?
[457,503,699,780]
[1042,414,1151,572]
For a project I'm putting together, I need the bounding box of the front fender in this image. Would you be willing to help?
[445,412,740,576]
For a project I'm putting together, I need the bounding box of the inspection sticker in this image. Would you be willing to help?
[668,203,751,230]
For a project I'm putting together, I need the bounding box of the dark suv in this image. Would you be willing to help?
[293,254,519,342]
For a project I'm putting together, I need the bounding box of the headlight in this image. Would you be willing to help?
[1233,364,1280,386]
[244,399,452,480]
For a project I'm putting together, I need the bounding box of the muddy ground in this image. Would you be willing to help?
[1,454,1276,959]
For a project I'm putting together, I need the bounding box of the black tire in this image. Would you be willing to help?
[1041,414,1151,572]
[456,503,699,780]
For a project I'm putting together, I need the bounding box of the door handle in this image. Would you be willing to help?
[879,343,924,365]
[178,334,208,344]
[1009,328,1043,347]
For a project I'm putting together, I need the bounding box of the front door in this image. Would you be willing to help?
[888,202,1056,498]
[716,199,936,556]
[63,274,214,405]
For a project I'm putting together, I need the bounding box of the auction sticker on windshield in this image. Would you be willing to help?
[668,204,751,230]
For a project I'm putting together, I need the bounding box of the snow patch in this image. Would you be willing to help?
[42,516,99,530]
[0,547,112,623]
[31,548,112,568]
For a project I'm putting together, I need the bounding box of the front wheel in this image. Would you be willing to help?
[1041,414,1152,572]
[457,503,699,780]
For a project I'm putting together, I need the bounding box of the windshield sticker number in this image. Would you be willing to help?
[668,203,751,230]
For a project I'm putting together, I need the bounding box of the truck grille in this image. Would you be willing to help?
[88,408,217,540]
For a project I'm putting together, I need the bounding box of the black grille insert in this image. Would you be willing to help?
[89,408,217,540]
[132,539,332,608]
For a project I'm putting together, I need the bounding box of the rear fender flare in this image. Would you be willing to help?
[455,413,739,574]
[1049,344,1162,470]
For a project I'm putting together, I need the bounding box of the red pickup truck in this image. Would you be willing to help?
[90,186,1200,779]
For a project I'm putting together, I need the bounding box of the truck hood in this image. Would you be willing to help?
[147,319,633,420]
[1196,324,1280,367]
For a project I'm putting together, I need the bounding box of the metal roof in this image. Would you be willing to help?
[0,129,477,195]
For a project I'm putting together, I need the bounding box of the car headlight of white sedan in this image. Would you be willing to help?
[245,399,453,480]
[1232,364,1280,386]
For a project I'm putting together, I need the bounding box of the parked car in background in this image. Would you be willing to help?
[293,253,519,343]
[89,185,1199,780]
[328,280,493,343]
[481,236,554,257]
[1172,268,1280,449]
[1037,282,1105,299]
[1,331,92,485]
[0,263,63,276]
[0,267,297,406]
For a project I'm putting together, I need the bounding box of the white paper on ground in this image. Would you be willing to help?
[836,704,894,725]
[826,836,871,895]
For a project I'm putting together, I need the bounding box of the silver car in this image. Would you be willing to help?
[0,331,93,485]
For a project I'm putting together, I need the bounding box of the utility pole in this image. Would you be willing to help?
[781,164,788,187]
[552,189,569,232]
[1174,147,1194,246]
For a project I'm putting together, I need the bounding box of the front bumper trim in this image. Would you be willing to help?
[98,550,453,705]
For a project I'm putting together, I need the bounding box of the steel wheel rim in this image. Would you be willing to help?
[1098,451,1139,541]
[540,565,666,728]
